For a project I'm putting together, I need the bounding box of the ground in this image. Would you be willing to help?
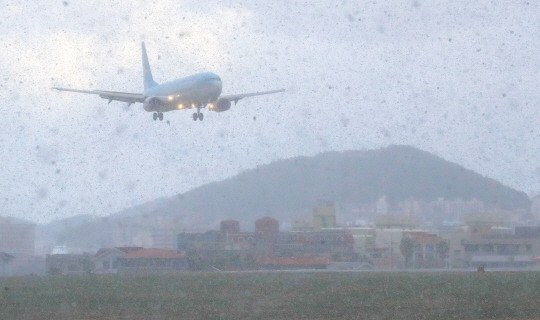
[1,271,539,319]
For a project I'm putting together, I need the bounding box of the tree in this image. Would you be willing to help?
[81,253,95,274]
[0,252,14,276]
[400,237,414,267]
[436,240,450,261]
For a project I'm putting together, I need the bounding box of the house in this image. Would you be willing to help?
[405,231,447,268]
[94,247,143,274]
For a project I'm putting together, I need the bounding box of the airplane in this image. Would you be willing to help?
[53,42,285,121]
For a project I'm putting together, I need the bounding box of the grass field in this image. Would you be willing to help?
[1,271,540,319]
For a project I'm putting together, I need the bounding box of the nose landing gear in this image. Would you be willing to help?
[192,107,204,121]
[153,112,164,121]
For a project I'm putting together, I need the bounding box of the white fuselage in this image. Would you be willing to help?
[143,72,222,112]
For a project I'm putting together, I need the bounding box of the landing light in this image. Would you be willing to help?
[168,96,173,101]
[209,104,214,109]
[178,104,183,109]
[191,104,196,109]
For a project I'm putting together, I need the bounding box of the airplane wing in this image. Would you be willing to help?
[52,87,146,104]
[220,89,285,104]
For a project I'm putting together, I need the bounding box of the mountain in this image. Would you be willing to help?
[39,145,531,252]
[119,144,529,222]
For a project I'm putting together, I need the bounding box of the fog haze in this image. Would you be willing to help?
[0,0,539,222]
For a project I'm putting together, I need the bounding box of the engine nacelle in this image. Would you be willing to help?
[212,98,231,112]
[143,97,165,112]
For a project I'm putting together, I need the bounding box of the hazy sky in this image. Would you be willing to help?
[0,1,539,223]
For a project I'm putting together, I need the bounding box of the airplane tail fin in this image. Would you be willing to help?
[142,42,158,90]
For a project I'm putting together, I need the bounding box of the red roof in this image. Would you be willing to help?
[121,248,185,259]
[117,247,144,253]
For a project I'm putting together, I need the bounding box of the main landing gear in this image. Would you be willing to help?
[153,112,163,121]
[193,108,204,121]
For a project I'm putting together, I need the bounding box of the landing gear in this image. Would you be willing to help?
[153,112,158,120]
[158,112,163,121]
[153,112,164,121]
[192,108,204,121]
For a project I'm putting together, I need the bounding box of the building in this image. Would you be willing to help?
[376,195,390,215]
[342,227,375,258]
[107,214,186,249]
[0,217,39,275]
[116,248,187,273]
[364,215,428,269]
[402,231,447,268]
[291,204,337,232]
[369,228,403,269]
[313,204,336,230]
[442,213,540,268]
[443,213,508,268]
[0,217,35,257]
[178,231,222,252]
[94,247,143,274]
[274,230,354,257]
[220,220,240,234]
[463,213,507,227]
[255,216,280,256]
[459,226,540,268]
[374,214,420,229]
[178,217,355,271]
[45,253,94,275]
[255,216,279,235]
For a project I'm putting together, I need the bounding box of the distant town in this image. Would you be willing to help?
[2,194,540,276]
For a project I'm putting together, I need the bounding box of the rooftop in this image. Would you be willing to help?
[95,247,143,257]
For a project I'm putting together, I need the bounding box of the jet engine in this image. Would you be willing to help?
[143,97,165,112]
[212,98,231,112]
